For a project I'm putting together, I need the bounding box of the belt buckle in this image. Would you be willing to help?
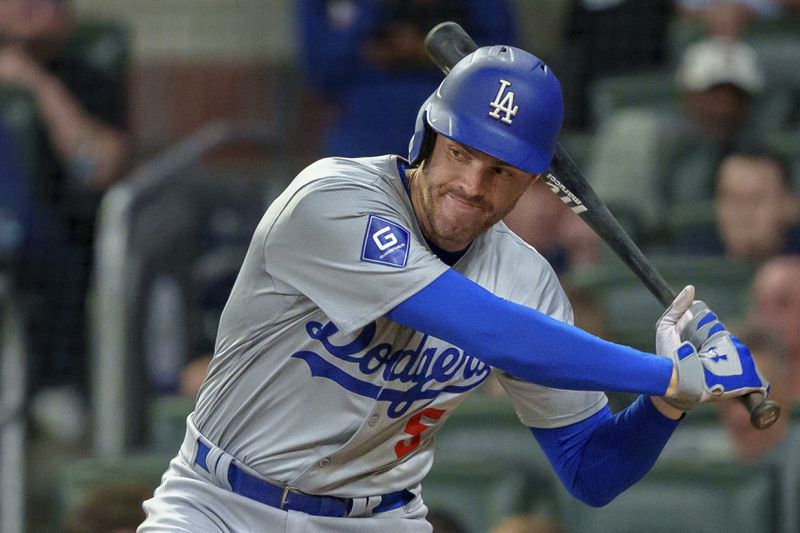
[280,485,293,510]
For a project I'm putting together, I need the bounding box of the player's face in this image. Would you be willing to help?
[410,135,538,252]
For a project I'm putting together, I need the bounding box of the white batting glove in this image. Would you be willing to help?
[665,301,770,411]
[655,285,695,358]
[654,286,701,412]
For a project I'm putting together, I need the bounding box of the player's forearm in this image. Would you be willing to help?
[531,395,679,507]
[387,269,673,396]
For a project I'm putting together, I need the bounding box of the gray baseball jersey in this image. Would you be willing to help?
[194,153,605,489]
[142,155,606,529]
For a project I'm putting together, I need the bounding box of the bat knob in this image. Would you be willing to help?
[748,397,781,430]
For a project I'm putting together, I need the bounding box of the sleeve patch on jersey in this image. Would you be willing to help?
[361,214,410,268]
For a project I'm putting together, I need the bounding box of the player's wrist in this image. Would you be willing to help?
[649,396,685,420]
[664,361,678,397]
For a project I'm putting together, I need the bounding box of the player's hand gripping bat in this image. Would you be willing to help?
[424,21,780,429]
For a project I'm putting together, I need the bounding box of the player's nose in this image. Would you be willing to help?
[458,162,493,198]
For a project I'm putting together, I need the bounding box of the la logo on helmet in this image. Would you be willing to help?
[488,79,518,124]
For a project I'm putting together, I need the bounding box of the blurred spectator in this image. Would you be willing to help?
[718,324,793,462]
[0,0,130,425]
[717,322,800,533]
[749,255,800,399]
[0,121,38,267]
[490,513,564,533]
[555,0,674,131]
[62,482,151,533]
[296,0,516,158]
[662,37,766,208]
[0,0,129,188]
[579,35,767,241]
[676,37,763,143]
[677,148,800,261]
[503,180,600,275]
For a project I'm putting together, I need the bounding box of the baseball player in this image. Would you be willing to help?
[139,46,769,532]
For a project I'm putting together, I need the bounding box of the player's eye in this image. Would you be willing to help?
[494,166,513,181]
[449,146,467,161]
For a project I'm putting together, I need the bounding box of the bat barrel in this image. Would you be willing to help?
[424,22,478,74]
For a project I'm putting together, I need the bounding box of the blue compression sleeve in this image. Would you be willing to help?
[386,269,672,395]
[531,396,680,507]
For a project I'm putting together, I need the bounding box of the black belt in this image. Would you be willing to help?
[195,440,414,517]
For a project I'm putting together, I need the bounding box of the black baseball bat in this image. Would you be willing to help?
[424,21,780,430]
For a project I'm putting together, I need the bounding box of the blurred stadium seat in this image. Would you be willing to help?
[588,70,677,130]
[658,403,728,460]
[423,457,544,533]
[586,107,677,240]
[148,395,195,456]
[555,458,779,533]
[566,254,756,350]
[425,393,560,532]
[434,394,557,499]
[56,453,167,530]
[558,131,594,171]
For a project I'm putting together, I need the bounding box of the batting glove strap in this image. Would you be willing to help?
[665,341,705,411]
[696,333,769,400]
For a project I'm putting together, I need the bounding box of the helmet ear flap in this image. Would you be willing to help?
[416,125,437,167]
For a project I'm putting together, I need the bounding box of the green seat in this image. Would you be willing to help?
[558,131,593,171]
[62,20,130,82]
[659,404,729,460]
[555,459,779,533]
[56,453,169,529]
[662,200,716,249]
[566,255,756,350]
[433,393,559,519]
[586,108,679,239]
[589,70,678,129]
[423,457,542,533]
[149,395,195,455]
[436,394,535,463]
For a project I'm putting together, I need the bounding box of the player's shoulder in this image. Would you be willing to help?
[478,222,571,319]
[294,155,403,192]
[485,222,555,274]
[259,154,411,233]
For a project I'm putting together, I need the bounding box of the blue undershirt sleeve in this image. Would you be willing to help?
[531,395,680,507]
[386,268,673,396]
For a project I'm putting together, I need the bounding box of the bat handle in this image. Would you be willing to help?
[740,392,781,430]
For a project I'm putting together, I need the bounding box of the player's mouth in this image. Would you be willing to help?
[444,191,487,213]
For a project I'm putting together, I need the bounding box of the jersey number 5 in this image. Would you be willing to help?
[394,408,446,459]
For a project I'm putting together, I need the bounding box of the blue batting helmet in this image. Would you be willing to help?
[408,45,563,173]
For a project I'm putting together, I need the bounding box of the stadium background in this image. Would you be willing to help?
[0,1,798,532]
